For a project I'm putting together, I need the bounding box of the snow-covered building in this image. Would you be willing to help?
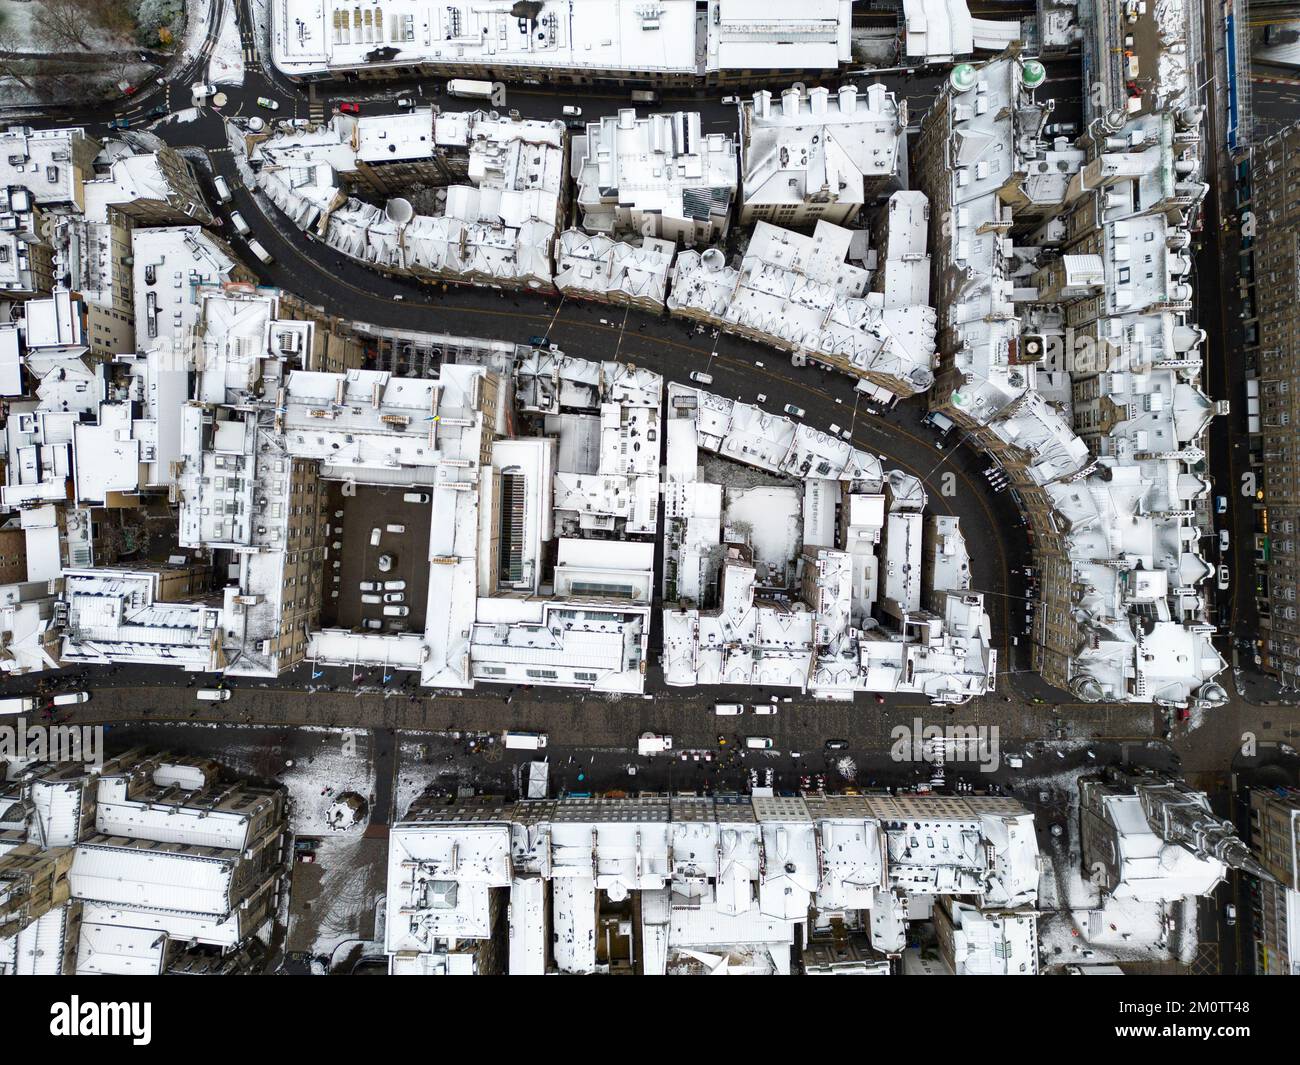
[661,384,996,702]
[384,790,1038,975]
[553,231,675,310]
[668,204,938,398]
[915,55,1224,708]
[901,0,1023,64]
[574,109,737,245]
[739,83,905,228]
[251,111,565,290]
[0,752,286,976]
[271,0,855,84]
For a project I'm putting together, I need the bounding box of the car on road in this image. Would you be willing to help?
[565,117,585,130]
[383,605,410,617]
[505,731,548,750]
[146,105,168,119]
[247,238,273,263]
[339,101,361,114]
[392,294,404,301]
[752,705,776,716]
[192,82,215,98]
[745,736,774,750]
[638,733,673,755]
[230,211,251,235]
[721,95,741,105]
[257,97,280,110]
[1043,121,1077,137]
[825,739,849,750]
[783,404,805,418]
[52,692,90,706]
[396,97,415,109]
[1215,495,1227,514]
[213,175,232,203]
[689,371,713,385]
[1225,903,1237,925]
[561,105,582,116]
[1218,529,1230,554]
[196,689,231,702]
[713,703,744,716]
[109,118,131,130]
[923,410,955,436]
[1218,564,1230,591]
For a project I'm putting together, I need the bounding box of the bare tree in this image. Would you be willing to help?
[0,33,37,91]
[32,0,94,51]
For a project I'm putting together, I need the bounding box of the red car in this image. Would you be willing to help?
[339,102,360,114]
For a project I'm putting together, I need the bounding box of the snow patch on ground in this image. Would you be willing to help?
[208,0,245,86]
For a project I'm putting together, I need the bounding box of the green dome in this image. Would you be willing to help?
[950,64,977,92]
[1021,60,1046,88]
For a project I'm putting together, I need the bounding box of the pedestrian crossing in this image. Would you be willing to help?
[244,46,257,62]
[308,102,327,124]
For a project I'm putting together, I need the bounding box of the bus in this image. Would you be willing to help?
[446,79,496,100]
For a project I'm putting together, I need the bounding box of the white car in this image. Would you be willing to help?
[360,581,382,592]
[230,211,250,236]
[1217,564,1230,591]
[689,371,713,385]
[713,703,744,716]
[361,594,382,605]
[362,619,383,630]
[52,691,90,706]
[829,423,842,436]
[721,95,741,105]
[752,705,776,716]
[745,736,774,750]
[783,404,805,418]
[383,580,406,591]
[383,592,405,603]
[561,105,582,116]
[196,689,231,702]
[1218,529,1230,554]
[383,605,410,617]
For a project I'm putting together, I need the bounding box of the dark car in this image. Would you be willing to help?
[146,105,168,119]
[108,118,131,130]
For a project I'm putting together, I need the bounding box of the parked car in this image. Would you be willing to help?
[752,705,776,716]
[1215,495,1227,514]
[1218,529,1230,554]
[825,739,849,750]
[745,736,774,750]
[1225,903,1237,926]
[396,97,415,109]
[369,527,382,547]
[257,97,280,110]
[383,605,410,617]
[196,689,231,702]
[1218,564,1230,591]
[383,580,406,591]
[829,423,842,436]
[230,211,251,236]
[213,175,232,203]
[362,619,383,630]
[783,404,805,418]
[713,703,744,716]
[383,592,405,604]
[361,594,382,605]
[247,238,273,263]
[360,581,382,592]
[403,492,430,504]
[1043,121,1077,137]
[689,371,713,385]
[51,692,90,706]
[561,105,582,116]
[721,95,741,105]
[339,101,360,114]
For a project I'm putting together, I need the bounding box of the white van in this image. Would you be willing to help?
[0,696,39,715]
[213,175,232,203]
[52,691,90,706]
[230,210,250,235]
[713,703,744,716]
[745,736,774,750]
[247,239,273,264]
[383,605,409,617]
[402,492,430,504]
[504,731,548,750]
[196,688,231,702]
[386,524,405,534]
[638,732,673,755]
